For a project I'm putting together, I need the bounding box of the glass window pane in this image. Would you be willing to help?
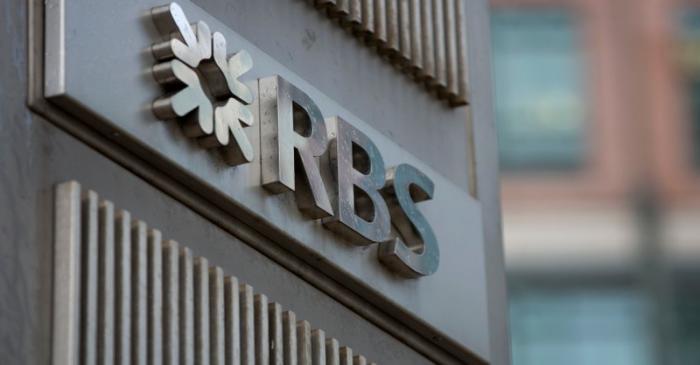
[491,10,587,171]
[668,276,700,365]
[509,288,654,365]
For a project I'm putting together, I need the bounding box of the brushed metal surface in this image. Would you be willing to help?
[359,0,374,40]
[398,0,412,66]
[431,0,447,93]
[339,347,353,365]
[327,0,350,19]
[268,302,284,365]
[194,257,210,365]
[343,0,362,30]
[443,0,459,99]
[150,2,256,166]
[353,355,367,365]
[420,1,436,84]
[408,0,423,77]
[132,221,148,365]
[378,164,439,278]
[115,211,132,365]
[163,240,180,365]
[254,294,270,364]
[44,0,65,97]
[372,0,387,46]
[283,311,298,365]
[297,320,312,365]
[148,229,163,365]
[384,0,400,58]
[210,266,225,365]
[240,284,255,365]
[260,75,334,219]
[312,329,326,365]
[97,201,115,365]
[81,190,98,365]
[225,277,241,365]
[453,0,469,106]
[326,338,340,365]
[52,182,81,365]
[180,247,195,365]
[323,117,391,244]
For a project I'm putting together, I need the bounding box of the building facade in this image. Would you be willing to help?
[0,1,507,364]
[490,0,700,364]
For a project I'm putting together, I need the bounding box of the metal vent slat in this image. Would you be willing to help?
[194,257,211,365]
[453,0,469,104]
[431,0,447,93]
[384,0,400,57]
[98,201,115,365]
[254,294,270,364]
[224,277,241,365]
[360,0,374,39]
[148,229,163,365]
[311,329,326,365]
[163,240,180,365]
[408,0,423,76]
[210,267,225,365]
[132,221,148,365]
[115,211,131,365]
[372,0,387,45]
[325,338,340,365]
[53,182,82,365]
[81,191,98,365]
[52,181,378,364]
[443,0,459,98]
[283,311,298,365]
[339,347,353,365]
[268,302,284,364]
[240,284,255,365]
[297,321,312,364]
[179,246,195,365]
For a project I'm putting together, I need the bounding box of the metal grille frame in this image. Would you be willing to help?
[307,0,469,107]
[52,181,377,365]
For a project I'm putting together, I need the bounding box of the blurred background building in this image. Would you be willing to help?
[489,0,700,364]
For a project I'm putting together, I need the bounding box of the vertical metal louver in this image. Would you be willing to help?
[307,0,469,107]
[52,181,378,365]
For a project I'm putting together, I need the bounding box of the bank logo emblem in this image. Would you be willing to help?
[145,3,439,278]
[150,2,255,166]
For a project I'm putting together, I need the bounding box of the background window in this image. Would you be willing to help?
[491,10,587,171]
[509,287,653,365]
[667,275,700,364]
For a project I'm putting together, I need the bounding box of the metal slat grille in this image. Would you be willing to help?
[52,181,378,365]
[309,0,469,106]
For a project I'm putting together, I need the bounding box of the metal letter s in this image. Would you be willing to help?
[379,164,439,277]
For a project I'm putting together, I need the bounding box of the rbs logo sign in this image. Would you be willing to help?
[150,3,438,277]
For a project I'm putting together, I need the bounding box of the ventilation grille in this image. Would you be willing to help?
[52,181,377,365]
[308,0,469,107]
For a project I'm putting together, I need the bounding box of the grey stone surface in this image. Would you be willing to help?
[0,0,507,363]
[0,1,427,362]
[0,101,433,365]
[46,0,490,357]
